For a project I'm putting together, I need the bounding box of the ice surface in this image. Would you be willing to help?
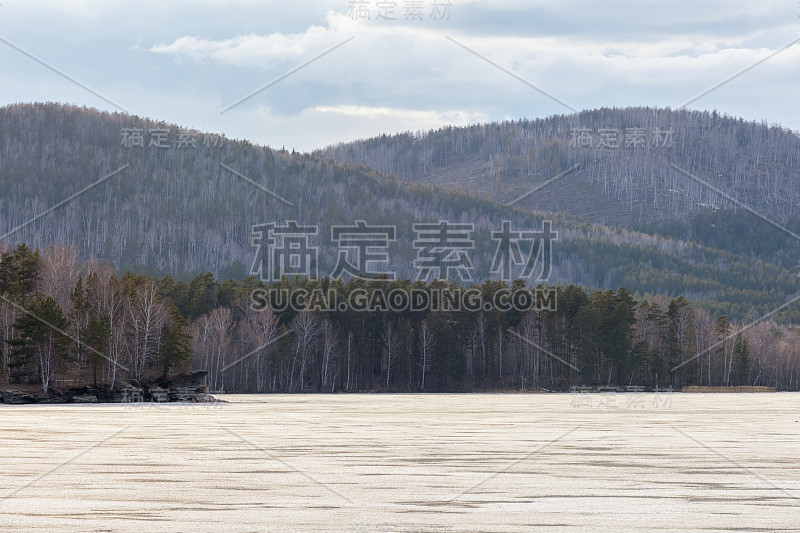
[1,393,798,532]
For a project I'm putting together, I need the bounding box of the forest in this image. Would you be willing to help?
[323,106,800,231]
[3,243,799,395]
[0,103,798,321]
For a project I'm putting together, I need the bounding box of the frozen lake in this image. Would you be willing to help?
[1,393,798,532]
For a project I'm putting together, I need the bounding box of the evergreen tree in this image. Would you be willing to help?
[7,295,70,392]
[663,324,681,387]
[715,316,732,386]
[70,276,90,372]
[0,243,41,302]
[158,304,193,377]
[732,333,750,386]
[84,313,111,387]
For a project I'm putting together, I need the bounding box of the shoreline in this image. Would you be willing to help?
[0,385,779,405]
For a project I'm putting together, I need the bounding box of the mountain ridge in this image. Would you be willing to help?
[319,106,800,229]
[0,102,796,320]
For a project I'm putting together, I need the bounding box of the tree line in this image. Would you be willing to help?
[2,243,800,394]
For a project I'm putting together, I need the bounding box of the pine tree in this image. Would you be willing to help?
[0,243,42,302]
[663,324,681,387]
[7,295,70,392]
[732,333,750,386]
[158,304,193,377]
[715,316,732,386]
[70,276,89,372]
[84,314,111,387]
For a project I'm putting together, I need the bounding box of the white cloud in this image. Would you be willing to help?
[149,9,800,92]
[151,24,342,66]
[2,0,799,151]
[222,104,488,150]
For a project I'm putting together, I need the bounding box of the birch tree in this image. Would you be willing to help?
[125,281,166,382]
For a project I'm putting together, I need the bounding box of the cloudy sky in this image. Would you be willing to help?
[1,0,798,151]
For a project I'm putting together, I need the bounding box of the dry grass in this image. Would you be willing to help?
[681,385,776,393]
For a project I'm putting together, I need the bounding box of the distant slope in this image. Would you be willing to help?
[0,103,797,320]
[319,107,800,229]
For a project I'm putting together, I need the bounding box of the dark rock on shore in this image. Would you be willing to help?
[156,370,208,389]
[2,390,38,404]
[1,371,221,405]
[73,394,98,403]
[110,384,145,403]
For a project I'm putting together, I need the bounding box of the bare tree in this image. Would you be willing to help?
[418,320,434,391]
[383,321,401,390]
[475,311,488,377]
[190,307,233,392]
[125,281,166,382]
[746,322,773,386]
[345,331,355,391]
[692,307,714,386]
[237,305,279,392]
[516,311,542,391]
[208,307,233,392]
[495,326,505,385]
[290,311,320,391]
[39,244,80,311]
[319,318,339,391]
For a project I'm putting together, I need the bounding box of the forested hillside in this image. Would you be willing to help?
[321,107,800,266]
[0,103,797,321]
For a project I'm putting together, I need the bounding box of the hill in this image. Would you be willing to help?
[0,103,797,320]
[320,107,800,270]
